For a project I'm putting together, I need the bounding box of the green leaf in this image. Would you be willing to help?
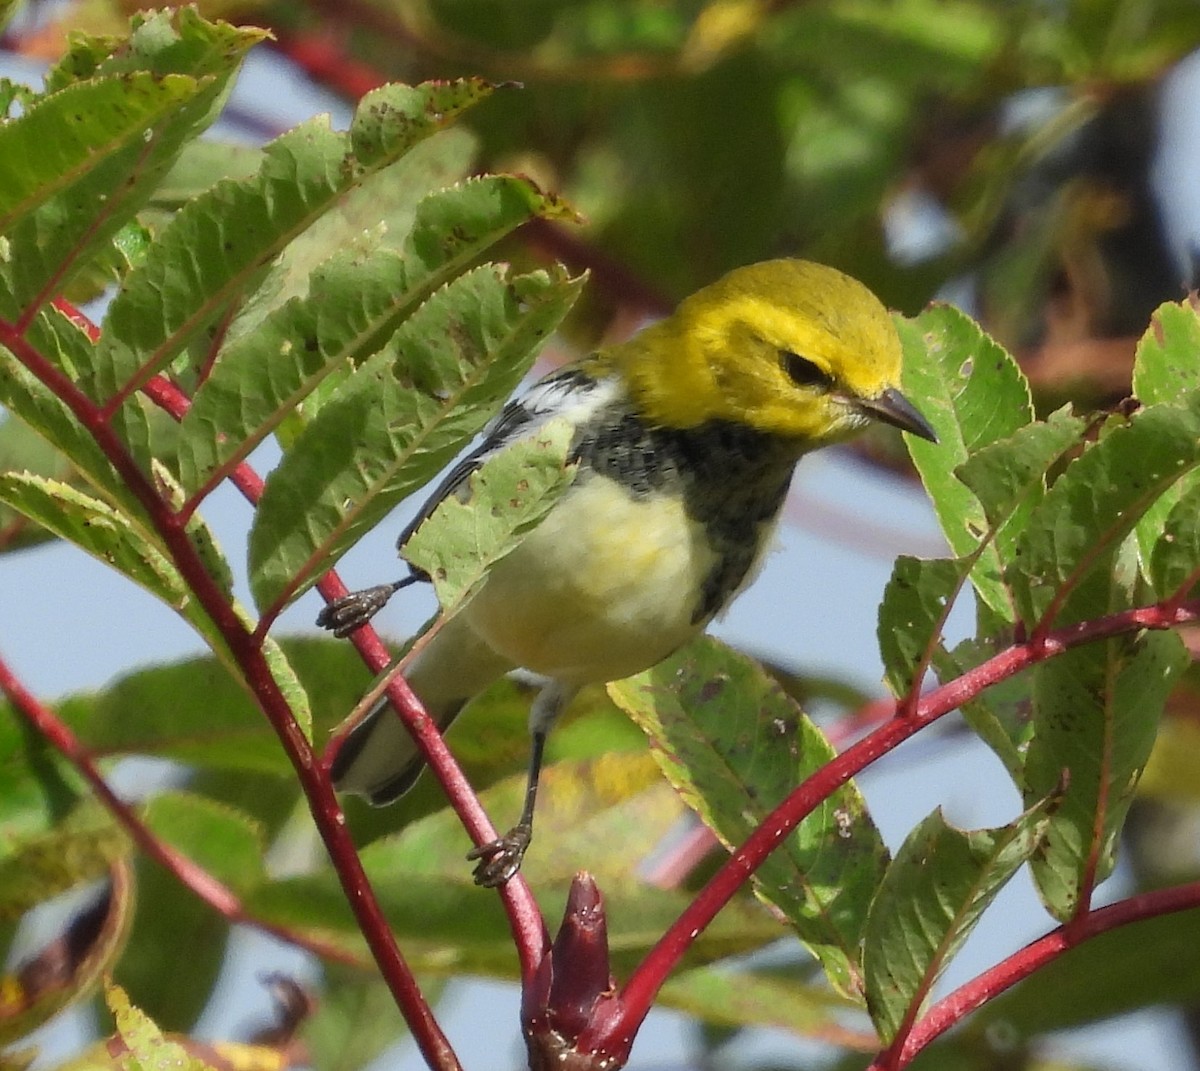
[877,556,963,701]
[0,74,200,235]
[977,901,1200,1037]
[896,306,1032,620]
[252,757,782,977]
[1012,402,1200,628]
[1131,301,1200,573]
[39,639,365,778]
[405,417,578,612]
[0,11,261,317]
[0,806,129,920]
[139,791,265,896]
[657,966,864,1046]
[1132,296,1200,406]
[0,321,131,510]
[954,407,1087,567]
[1149,483,1200,599]
[44,8,266,91]
[0,472,186,608]
[1025,628,1187,920]
[0,862,135,1047]
[609,636,888,1000]
[176,175,569,499]
[0,413,78,553]
[248,263,584,616]
[259,635,314,744]
[931,632,1027,780]
[89,79,495,431]
[104,981,219,1071]
[863,803,1054,1042]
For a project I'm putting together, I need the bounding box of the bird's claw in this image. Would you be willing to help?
[468,825,532,888]
[315,585,397,637]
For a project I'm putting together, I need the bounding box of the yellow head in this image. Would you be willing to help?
[609,259,936,446]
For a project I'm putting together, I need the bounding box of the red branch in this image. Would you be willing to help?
[873,879,1200,1069]
[141,371,551,987]
[0,316,461,1071]
[581,599,1200,1062]
[0,654,365,969]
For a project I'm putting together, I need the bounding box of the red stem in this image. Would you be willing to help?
[583,599,1200,1060]
[1,318,461,1071]
[872,879,1200,1069]
[142,370,551,987]
[0,654,366,969]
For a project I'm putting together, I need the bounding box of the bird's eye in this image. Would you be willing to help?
[781,351,830,389]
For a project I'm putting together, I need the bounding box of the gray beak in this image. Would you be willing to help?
[858,387,938,443]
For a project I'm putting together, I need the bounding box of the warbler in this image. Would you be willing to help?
[319,258,936,886]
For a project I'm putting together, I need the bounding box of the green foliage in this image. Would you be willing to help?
[4,5,1200,1071]
[611,637,888,1000]
[863,803,1056,1040]
[404,416,578,614]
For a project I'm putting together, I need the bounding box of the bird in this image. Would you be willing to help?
[317,258,937,886]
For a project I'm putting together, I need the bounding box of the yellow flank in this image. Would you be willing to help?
[462,476,724,685]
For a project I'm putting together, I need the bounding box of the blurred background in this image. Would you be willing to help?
[3,1,1200,1069]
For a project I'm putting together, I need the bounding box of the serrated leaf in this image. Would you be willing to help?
[1132,297,1200,406]
[0,11,259,318]
[45,8,266,92]
[0,413,77,553]
[88,79,496,448]
[863,803,1054,1041]
[609,636,888,1000]
[139,791,265,895]
[259,636,314,743]
[1025,628,1187,920]
[1131,301,1200,573]
[954,408,1086,565]
[1013,402,1200,628]
[176,175,569,499]
[404,417,577,612]
[0,472,186,607]
[248,264,584,616]
[896,306,1032,620]
[877,556,963,701]
[0,74,199,235]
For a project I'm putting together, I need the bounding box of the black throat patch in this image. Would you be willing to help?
[571,403,801,622]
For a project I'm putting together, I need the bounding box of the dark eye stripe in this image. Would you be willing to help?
[781,351,831,389]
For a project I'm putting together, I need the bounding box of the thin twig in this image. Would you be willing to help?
[586,598,1200,1062]
[143,370,552,988]
[0,316,461,1071]
[0,655,367,969]
[872,878,1200,1069]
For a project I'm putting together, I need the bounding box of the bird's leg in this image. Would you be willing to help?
[315,573,421,637]
[469,681,576,888]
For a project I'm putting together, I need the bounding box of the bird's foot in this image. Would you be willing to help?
[315,585,398,637]
[468,824,532,888]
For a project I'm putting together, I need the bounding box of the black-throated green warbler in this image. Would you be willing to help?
[319,258,937,886]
